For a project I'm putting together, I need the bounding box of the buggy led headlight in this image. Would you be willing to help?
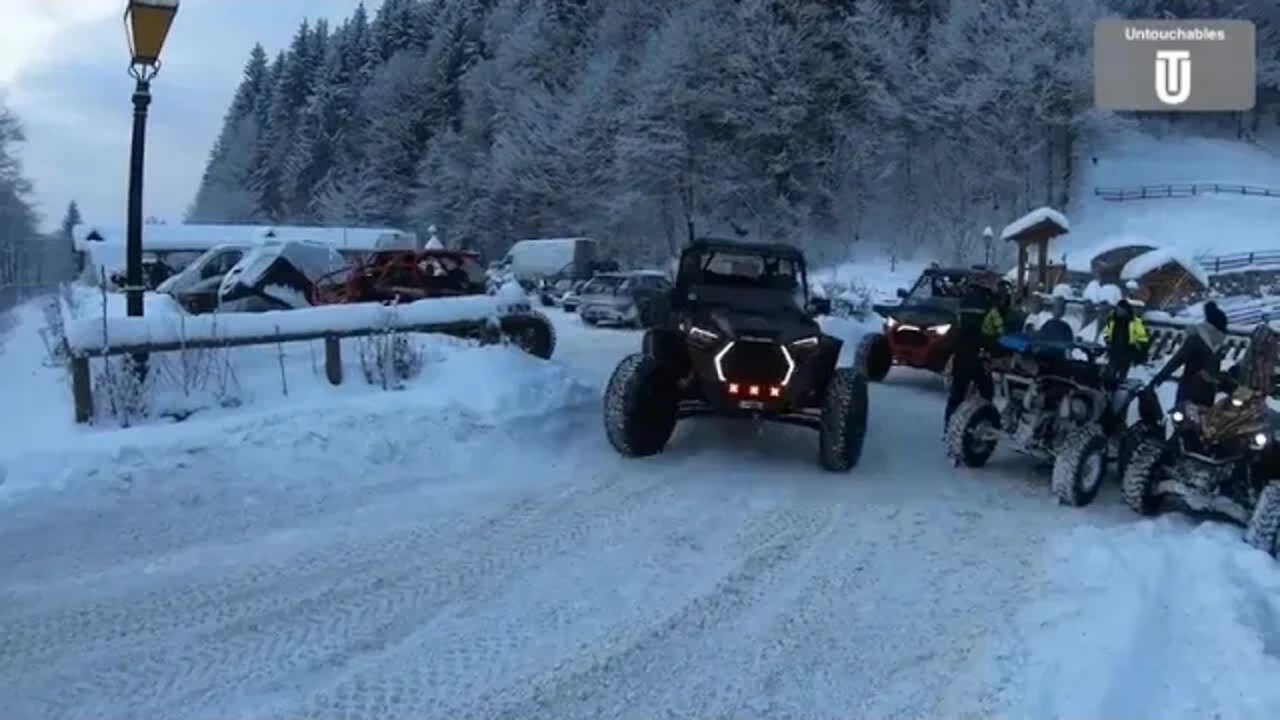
[791,336,820,348]
[929,324,952,335]
[780,345,797,386]
[1253,432,1269,449]
[713,341,735,382]
[688,325,719,342]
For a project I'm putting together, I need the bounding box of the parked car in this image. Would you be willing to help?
[578,271,673,328]
[155,243,251,314]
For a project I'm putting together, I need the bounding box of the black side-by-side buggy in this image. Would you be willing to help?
[602,238,878,471]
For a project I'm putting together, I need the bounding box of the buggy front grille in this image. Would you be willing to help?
[719,341,789,384]
[895,329,927,347]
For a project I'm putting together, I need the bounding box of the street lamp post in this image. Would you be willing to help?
[124,0,178,375]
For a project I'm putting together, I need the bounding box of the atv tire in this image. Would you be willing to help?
[1121,437,1167,515]
[1244,481,1280,558]
[501,311,556,359]
[604,353,679,457]
[946,397,1000,468]
[818,368,869,472]
[1052,427,1108,507]
[856,333,892,382]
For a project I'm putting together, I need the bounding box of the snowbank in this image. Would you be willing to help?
[1000,206,1069,241]
[1016,519,1280,720]
[1122,247,1211,288]
[66,293,529,353]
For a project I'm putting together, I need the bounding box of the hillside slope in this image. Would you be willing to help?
[1052,130,1280,268]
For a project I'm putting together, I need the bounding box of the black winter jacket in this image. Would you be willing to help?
[1150,322,1229,407]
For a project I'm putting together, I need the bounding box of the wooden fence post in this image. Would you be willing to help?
[324,336,343,385]
[71,356,93,423]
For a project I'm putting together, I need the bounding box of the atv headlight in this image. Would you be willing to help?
[1252,432,1269,449]
[929,323,952,335]
[791,336,820,348]
[1171,410,1185,423]
[1232,398,1245,408]
[886,317,898,329]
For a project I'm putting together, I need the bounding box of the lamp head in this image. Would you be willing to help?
[125,0,179,77]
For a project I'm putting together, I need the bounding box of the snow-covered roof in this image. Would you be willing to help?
[72,223,416,253]
[1121,247,1210,288]
[1000,207,1070,241]
[1083,280,1123,305]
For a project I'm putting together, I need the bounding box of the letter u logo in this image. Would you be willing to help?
[1155,50,1191,105]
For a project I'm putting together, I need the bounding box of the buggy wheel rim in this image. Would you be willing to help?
[966,418,997,456]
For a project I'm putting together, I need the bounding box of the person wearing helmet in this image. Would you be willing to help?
[1148,301,1230,407]
[1102,299,1149,384]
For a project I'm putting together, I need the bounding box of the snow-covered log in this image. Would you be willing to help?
[67,290,529,355]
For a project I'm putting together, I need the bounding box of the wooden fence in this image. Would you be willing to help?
[1094,183,1280,201]
[64,300,548,423]
[1195,250,1280,274]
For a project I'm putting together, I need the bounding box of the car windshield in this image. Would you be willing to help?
[695,251,798,291]
[902,272,973,307]
[583,276,625,294]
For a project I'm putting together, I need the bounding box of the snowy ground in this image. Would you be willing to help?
[2,295,1279,719]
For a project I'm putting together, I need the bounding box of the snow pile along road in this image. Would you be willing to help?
[1016,518,1280,720]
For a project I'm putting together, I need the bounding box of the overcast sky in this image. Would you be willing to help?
[0,0,382,233]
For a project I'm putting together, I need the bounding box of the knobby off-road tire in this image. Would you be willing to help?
[501,311,556,359]
[1244,481,1280,558]
[946,397,1000,468]
[818,368,869,471]
[1122,438,1167,516]
[1052,426,1108,507]
[855,333,892,382]
[603,353,678,457]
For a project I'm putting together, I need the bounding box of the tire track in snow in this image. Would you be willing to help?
[0,417,680,719]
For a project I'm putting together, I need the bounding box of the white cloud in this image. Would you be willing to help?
[0,0,119,85]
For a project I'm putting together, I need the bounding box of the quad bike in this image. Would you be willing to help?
[1123,387,1280,558]
[603,238,876,471]
[946,334,1162,507]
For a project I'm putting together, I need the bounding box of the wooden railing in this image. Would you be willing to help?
[62,296,546,423]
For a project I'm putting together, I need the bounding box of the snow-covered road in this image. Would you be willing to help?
[1,309,1277,719]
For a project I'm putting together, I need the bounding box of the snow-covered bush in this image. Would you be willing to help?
[359,329,424,390]
[92,355,153,427]
[37,294,70,368]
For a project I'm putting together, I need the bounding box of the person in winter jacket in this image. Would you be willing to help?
[945,287,1001,426]
[1149,301,1230,407]
[1102,299,1149,383]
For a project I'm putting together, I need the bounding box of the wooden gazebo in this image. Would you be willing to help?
[1001,207,1070,296]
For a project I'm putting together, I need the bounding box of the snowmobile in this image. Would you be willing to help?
[603,238,876,471]
[946,333,1161,507]
[1122,388,1280,558]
